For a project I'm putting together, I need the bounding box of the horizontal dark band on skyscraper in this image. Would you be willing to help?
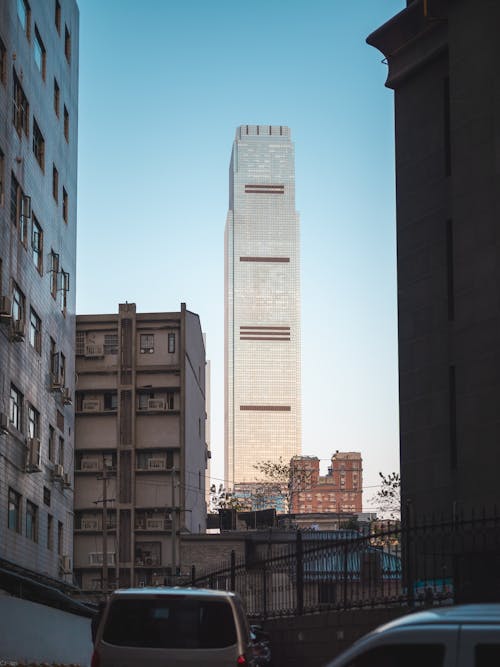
[240,336,290,341]
[240,326,290,330]
[244,184,284,194]
[240,256,290,263]
[240,405,291,412]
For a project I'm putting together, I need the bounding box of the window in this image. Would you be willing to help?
[0,37,6,85]
[26,501,38,542]
[53,78,60,116]
[8,488,22,533]
[43,487,51,506]
[58,436,64,466]
[17,0,30,39]
[104,333,118,355]
[104,393,118,411]
[63,106,69,142]
[140,334,154,354]
[52,164,58,202]
[64,25,71,63]
[29,308,41,353]
[50,251,59,297]
[13,70,29,136]
[168,333,175,353]
[27,404,40,440]
[59,268,69,313]
[47,513,53,550]
[10,385,23,431]
[32,215,43,273]
[55,0,61,33]
[48,425,55,462]
[50,336,58,377]
[76,330,85,356]
[57,520,63,555]
[34,27,46,79]
[32,118,45,170]
[10,175,30,246]
[12,282,25,323]
[62,187,68,222]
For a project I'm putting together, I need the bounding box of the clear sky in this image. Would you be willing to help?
[76,0,403,512]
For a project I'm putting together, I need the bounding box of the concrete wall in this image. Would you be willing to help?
[0,595,93,666]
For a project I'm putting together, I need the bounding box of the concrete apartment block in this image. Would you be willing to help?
[73,303,208,593]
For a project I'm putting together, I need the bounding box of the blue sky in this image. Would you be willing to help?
[76,0,403,510]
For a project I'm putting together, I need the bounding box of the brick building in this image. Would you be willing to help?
[290,452,363,514]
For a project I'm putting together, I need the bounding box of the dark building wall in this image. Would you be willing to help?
[368,0,500,519]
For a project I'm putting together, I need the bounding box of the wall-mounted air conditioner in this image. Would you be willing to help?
[82,399,101,412]
[26,438,41,472]
[147,458,166,470]
[63,472,71,488]
[84,344,104,358]
[53,463,64,479]
[147,398,166,411]
[81,518,99,530]
[0,296,12,318]
[81,457,100,471]
[146,518,164,530]
[61,387,72,405]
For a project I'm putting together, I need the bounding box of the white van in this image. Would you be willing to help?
[91,587,255,667]
[325,604,500,667]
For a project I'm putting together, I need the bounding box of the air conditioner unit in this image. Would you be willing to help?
[0,412,8,433]
[10,319,25,342]
[89,552,115,566]
[53,463,64,479]
[148,398,166,411]
[26,438,41,471]
[50,373,63,392]
[0,295,12,318]
[81,518,99,530]
[61,387,72,405]
[60,555,71,573]
[84,344,104,358]
[146,518,164,530]
[82,399,101,412]
[63,472,71,488]
[81,457,100,471]
[147,458,166,470]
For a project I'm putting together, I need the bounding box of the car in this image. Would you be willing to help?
[324,604,500,667]
[91,587,255,666]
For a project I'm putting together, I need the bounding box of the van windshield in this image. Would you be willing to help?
[102,596,237,649]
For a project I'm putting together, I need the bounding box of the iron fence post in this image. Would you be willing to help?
[191,564,196,587]
[230,549,236,591]
[296,531,304,615]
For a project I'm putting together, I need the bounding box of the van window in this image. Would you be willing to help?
[345,644,445,667]
[475,644,500,666]
[102,597,237,649]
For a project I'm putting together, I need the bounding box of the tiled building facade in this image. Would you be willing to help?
[290,452,363,514]
[73,303,208,593]
[225,125,301,492]
[0,0,79,582]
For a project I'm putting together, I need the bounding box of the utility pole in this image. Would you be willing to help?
[97,464,109,595]
[171,467,176,581]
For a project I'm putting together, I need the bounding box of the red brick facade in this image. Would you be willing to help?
[290,452,363,514]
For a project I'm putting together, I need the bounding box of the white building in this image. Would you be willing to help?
[224,125,301,493]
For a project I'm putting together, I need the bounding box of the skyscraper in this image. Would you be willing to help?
[224,125,301,494]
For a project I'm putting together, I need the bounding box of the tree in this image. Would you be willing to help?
[371,472,401,519]
[208,484,248,513]
[252,457,314,513]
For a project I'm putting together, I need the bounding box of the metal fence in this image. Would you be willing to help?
[185,510,500,618]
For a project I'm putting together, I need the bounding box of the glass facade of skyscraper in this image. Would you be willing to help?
[225,125,301,489]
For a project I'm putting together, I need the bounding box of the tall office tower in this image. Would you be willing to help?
[74,303,207,593]
[0,0,79,589]
[225,125,301,498]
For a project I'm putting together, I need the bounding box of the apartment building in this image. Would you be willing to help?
[0,0,79,583]
[290,452,363,514]
[73,303,208,593]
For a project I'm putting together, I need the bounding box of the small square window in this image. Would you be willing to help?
[140,334,154,354]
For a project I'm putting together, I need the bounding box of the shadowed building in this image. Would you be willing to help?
[224,125,301,498]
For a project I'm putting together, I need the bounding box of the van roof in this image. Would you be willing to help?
[374,604,500,634]
[109,587,237,599]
